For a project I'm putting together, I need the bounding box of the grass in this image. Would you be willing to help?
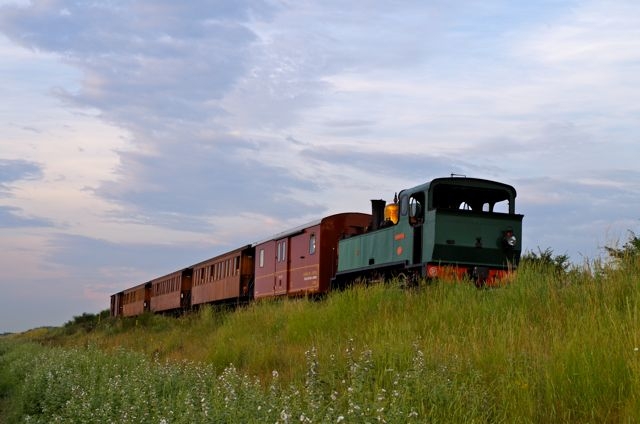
[1,255,640,422]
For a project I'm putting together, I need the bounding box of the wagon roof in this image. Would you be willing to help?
[189,244,253,268]
[252,212,369,246]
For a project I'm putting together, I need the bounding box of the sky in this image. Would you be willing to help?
[1,0,639,333]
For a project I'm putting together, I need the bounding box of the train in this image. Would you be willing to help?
[110,176,523,317]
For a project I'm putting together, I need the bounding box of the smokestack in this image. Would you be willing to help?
[370,199,386,231]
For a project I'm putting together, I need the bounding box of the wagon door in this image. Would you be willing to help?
[288,226,320,295]
[274,237,289,296]
[255,240,285,299]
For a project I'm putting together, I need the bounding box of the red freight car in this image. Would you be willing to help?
[149,268,193,313]
[191,245,254,306]
[120,282,151,317]
[254,212,370,299]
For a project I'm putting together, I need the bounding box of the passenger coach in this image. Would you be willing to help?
[191,245,254,306]
[111,282,151,318]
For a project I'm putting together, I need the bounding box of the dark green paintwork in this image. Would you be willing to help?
[337,177,523,278]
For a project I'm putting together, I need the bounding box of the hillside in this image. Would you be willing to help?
[2,255,640,422]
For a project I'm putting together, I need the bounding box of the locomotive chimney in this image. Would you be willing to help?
[370,199,386,231]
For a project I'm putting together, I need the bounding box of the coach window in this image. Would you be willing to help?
[259,249,265,268]
[309,234,316,255]
[282,241,286,262]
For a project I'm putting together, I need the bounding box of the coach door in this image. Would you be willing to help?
[274,237,289,296]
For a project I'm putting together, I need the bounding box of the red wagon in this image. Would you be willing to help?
[254,213,370,299]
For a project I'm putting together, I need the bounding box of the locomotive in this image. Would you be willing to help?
[110,176,523,318]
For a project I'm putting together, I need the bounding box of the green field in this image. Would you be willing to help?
[1,250,639,423]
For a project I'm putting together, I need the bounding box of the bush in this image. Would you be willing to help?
[520,247,571,274]
[606,231,640,261]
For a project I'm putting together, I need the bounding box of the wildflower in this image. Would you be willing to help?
[272,370,279,378]
[337,416,345,423]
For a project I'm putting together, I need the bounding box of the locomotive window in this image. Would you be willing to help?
[432,184,512,213]
[492,200,509,213]
[409,193,424,225]
[399,194,409,216]
[309,234,316,255]
[259,249,264,268]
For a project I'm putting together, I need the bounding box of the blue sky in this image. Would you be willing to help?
[1,0,639,333]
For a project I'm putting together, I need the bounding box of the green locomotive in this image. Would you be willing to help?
[334,176,523,286]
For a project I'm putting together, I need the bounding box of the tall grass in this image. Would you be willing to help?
[2,257,640,422]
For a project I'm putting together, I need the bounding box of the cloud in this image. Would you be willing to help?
[0,1,276,137]
[517,173,640,259]
[95,136,322,228]
[0,158,42,187]
[0,206,53,228]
